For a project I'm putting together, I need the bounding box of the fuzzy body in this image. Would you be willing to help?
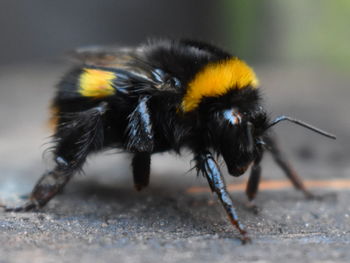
[52,39,268,176]
[6,39,325,243]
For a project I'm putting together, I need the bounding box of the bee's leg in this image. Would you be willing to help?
[264,135,314,198]
[126,96,153,191]
[132,152,151,191]
[3,102,108,212]
[195,152,250,243]
[125,96,154,152]
[3,164,74,212]
[245,151,264,213]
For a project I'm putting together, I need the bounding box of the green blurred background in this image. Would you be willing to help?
[0,0,349,68]
[226,0,350,69]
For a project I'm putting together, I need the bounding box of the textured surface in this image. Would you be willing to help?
[0,63,349,263]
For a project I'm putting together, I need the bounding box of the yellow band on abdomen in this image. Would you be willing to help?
[79,68,116,98]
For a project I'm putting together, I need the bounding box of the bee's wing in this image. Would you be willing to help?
[68,45,181,94]
[68,45,139,68]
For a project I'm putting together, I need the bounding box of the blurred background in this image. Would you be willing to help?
[0,0,348,196]
[0,0,349,66]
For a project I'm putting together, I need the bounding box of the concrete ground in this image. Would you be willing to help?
[0,63,349,263]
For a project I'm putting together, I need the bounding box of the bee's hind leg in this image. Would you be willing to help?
[4,163,73,212]
[3,102,108,212]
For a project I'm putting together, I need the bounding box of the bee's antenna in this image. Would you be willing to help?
[266,115,336,139]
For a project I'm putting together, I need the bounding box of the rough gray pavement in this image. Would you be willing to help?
[0,63,349,263]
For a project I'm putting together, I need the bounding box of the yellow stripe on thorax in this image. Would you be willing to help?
[79,68,116,98]
[181,58,259,112]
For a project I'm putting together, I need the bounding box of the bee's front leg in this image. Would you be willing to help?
[195,151,251,243]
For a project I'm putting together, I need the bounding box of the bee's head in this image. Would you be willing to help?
[206,106,268,176]
[205,104,336,177]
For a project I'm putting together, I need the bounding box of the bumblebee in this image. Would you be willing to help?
[3,39,335,242]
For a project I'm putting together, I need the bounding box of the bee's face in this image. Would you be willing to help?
[207,107,268,176]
